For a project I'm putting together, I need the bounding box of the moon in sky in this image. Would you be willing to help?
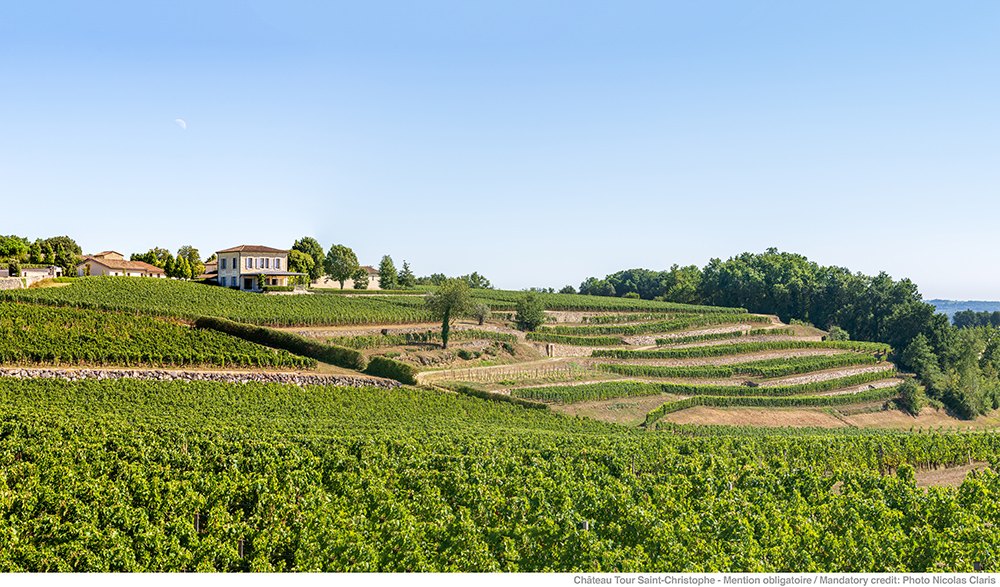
[175,119,186,130]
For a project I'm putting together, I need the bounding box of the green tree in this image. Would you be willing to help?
[471,302,491,326]
[896,379,926,416]
[287,250,314,285]
[515,292,547,331]
[378,255,398,290]
[559,285,576,294]
[352,267,369,289]
[425,279,472,349]
[292,237,326,282]
[7,258,20,277]
[823,326,850,341]
[324,244,359,289]
[459,272,492,289]
[398,261,416,289]
[41,242,54,265]
[28,241,43,264]
[177,246,204,278]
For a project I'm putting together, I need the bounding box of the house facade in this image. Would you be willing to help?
[215,245,306,291]
[77,251,165,278]
[21,266,64,279]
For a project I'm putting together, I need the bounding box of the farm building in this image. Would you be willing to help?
[77,251,165,278]
[215,245,307,291]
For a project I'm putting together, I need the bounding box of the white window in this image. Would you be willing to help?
[265,258,270,269]
[246,257,252,270]
[275,258,281,270]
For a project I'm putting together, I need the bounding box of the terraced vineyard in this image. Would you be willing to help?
[431,308,903,427]
[0,301,315,369]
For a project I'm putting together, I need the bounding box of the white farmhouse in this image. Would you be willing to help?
[77,251,165,278]
[215,245,306,291]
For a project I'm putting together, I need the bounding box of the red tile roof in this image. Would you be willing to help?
[217,245,288,254]
[79,258,164,273]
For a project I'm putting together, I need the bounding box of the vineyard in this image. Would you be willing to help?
[0,301,315,369]
[0,376,998,571]
[0,277,432,326]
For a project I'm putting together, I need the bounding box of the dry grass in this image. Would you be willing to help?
[549,393,681,427]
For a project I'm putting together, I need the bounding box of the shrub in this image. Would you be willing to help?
[262,286,295,293]
[457,349,475,360]
[194,316,366,370]
[364,356,418,385]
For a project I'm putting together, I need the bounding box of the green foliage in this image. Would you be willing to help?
[286,250,314,284]
[323,244,359,289]
[378,255,398,290]
[3,377,1000,571]
[471,302,491,325]
[655,328,794,346]
[896,379,926,416]
[0,301,315,369]
[597,353,878,379]
[351,267,369,289]
[594,340,892,360]
[525,332,622,346]
[513,369,897,403]
[439,383,549,410]
[425,279,472,349]
[292,237,326,281]
[514,292,547,332]
[7,258,20,277]
[177,245,204,278]
[823,325,850,341]
[1,277,431,326]
[328,329,517,349]
[195,316,367,370]
[645,386,902,426]
[398,261,416,289]
[542,313,770,337]
[363,356,418,384]
[459,271,492,289]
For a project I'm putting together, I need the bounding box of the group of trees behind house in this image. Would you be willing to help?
[290,237,418,290]
[416,271,492,290]
[574,248,999,419]
[130,246,205,280]
[0,235,82,277]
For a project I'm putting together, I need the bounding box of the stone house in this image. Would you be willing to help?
[215,245,306,291]
[21,266,64,279]
[77,251,165,278]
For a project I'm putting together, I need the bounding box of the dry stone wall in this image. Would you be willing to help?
[0,367,400,389]
[0,278,24,290]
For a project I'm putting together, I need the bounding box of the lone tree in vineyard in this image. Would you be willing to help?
[425,279,472,349]
[324,244,359,289]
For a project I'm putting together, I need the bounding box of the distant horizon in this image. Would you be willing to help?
[4,2,999,300]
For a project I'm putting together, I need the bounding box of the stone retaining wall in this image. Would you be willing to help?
[0,368,400,389]
[0,278,25,290]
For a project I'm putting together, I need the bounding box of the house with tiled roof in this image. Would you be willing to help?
[77,251,165,278]
[215,245,306,291]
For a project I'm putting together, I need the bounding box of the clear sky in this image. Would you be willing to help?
[3,1,998,298]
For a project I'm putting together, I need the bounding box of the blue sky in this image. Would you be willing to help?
[3,1,998,298]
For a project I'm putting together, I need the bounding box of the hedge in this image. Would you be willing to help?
[194,316,367,370]
[364,356,419,385]
[439,383,549,411]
